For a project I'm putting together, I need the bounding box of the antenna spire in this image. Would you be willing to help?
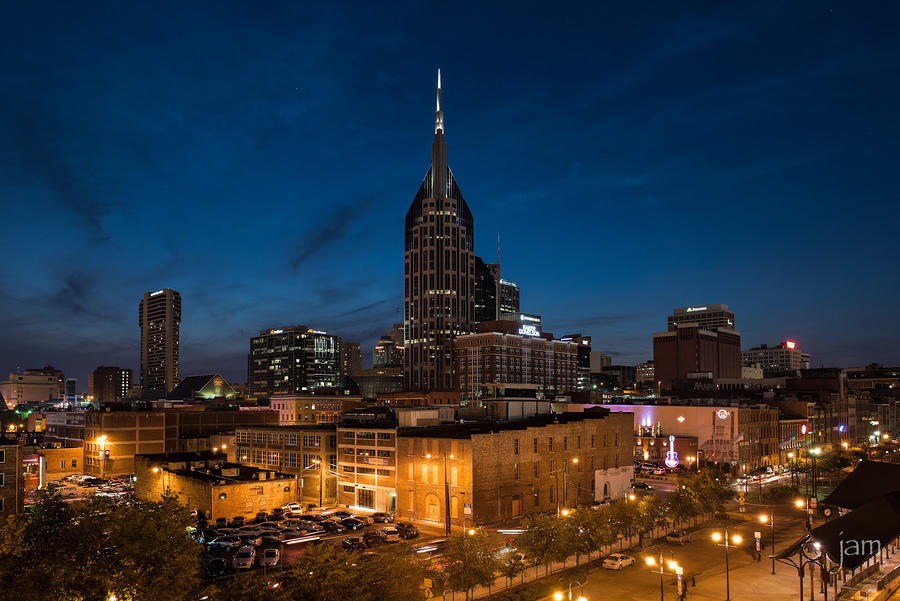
[435,68,444,133]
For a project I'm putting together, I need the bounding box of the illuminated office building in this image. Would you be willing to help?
[404,70,475,391]
[139,288,181,398]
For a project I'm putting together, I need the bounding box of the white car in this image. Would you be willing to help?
[260,548,280,568]
[283,502,303,511]
[603,553,635,570]
[232,546,256,570]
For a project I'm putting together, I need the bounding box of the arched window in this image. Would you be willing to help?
[425,493,440,521]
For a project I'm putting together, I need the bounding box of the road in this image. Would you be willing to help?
[579,505,812,601]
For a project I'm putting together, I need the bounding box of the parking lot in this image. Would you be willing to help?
[197,506,432,580]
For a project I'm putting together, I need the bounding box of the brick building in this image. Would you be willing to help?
[455,320,579,404]
[395,408,634,529]
[134,452,297,521]
[652,324,741,390]
[235,424,338,507]
[0,439,24,515]
[75,407,278,477]
[269,394,364,425]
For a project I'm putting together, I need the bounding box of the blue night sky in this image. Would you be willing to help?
[2,2,899,390]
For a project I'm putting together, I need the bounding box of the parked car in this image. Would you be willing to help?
[371,512,394,523]
[342,536,367,551]
[232,546,256,570]
[280,527,305,538]
[666,530,693,545]
[238,525,263,534]
[356,515,375,526]
[229,516,246,528]
[207,536,242,552]
[330,510,354,520]
[340,517,366,531]
[261,530,285,544]
[207,557,228,577]
[652,467,666,476]
[271,507,285,518]
[320,520,346,534]
[300,513,326,522]
[632,481,653,490]
[362,530,386,547]
[214,517,228,528]
[258,522,285,530]
[251,512,268,524]
[239,533,264,547]
[282,502,303,512]
[380,527,400,542]
[602,553,635,570]
[395,522,419,540]
[260,547,280,568]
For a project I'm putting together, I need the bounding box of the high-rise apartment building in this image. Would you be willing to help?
[667,304,734,332]
[742,341,811,377]
[561,333,592,392]
[652,324,741,390]
[498,279,520,316]
[88,366,133,402]
[635,360,655,383]
[340,341,362,378]
[139,288,181,398]
[373,336,404,368]
[404,71,475,392]
[248,326,341,397]
[455,321,579,404]
[474,256,499,323]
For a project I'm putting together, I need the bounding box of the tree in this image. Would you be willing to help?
[443,531,500,600]
[517,513,576,575]
[666,484,701,526]
[363,543,429,601]
[569,508,602,564]
[498,551,526,588]
[212,571,289,601]
[678,468,732,515]
[0,490,203,601]
[607,499,640,548]
[288,544,364,601]
[636,495,667,545]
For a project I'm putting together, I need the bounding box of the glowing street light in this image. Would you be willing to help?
[645,551,679,601]
[711,529,742,601]
[760,512,776,574]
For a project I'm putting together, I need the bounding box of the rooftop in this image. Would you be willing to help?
[397,408,615,439]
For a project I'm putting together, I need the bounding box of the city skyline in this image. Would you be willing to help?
[3,3,900,388]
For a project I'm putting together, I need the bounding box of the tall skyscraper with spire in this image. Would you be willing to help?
[404,71,475,392]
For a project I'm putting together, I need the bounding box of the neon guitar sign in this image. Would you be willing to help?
[664,435,679,468]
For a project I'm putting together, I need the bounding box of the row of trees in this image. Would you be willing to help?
[0,469,731,601]
[432,468,734,599]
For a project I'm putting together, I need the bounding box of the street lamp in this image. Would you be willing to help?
[97,435,108,479]
[550,457,579,516]
[711,529,742,601]
[645,552,679,601]
[760,512,776,574]
[553,579,585,601]
[312,458,323,508]
[425,452,454,535]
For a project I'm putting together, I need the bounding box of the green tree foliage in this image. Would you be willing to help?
[443,531,500,599]
[287,544,365,601]
[212,571,289,601]
[363,543,429,601]
[0,491,202,601]
[635,494,667,540]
